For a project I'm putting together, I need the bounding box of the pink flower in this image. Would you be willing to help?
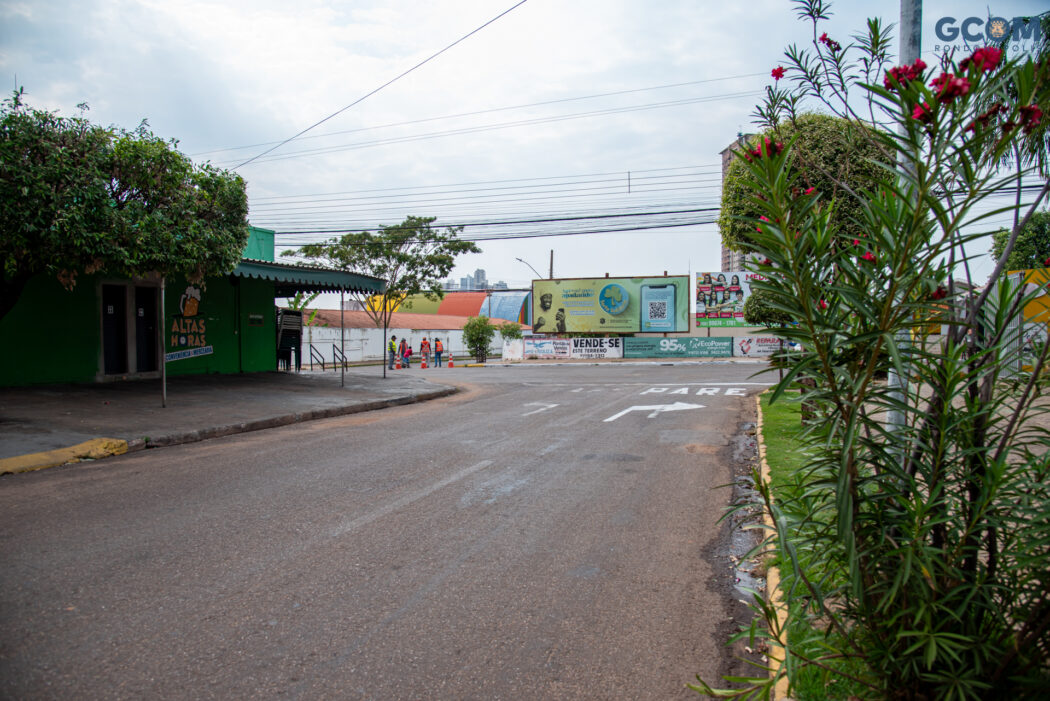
[804,187,816,195]
[883,58,928,90]
[930,72,970,104]
[861,251,876,263]
[961,47,1003,73]
[1044,257,1050,267]
[1020,105,1043,135]
[931,286,948,300]
[852,238,861,246]
[818,299,828,310]
[771,66,785,81]
[819,32,841,53]
[912,102,933,123]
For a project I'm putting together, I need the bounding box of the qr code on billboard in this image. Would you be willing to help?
[648,301,668,320]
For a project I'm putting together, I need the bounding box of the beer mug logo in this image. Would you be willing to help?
[180,286,202,317]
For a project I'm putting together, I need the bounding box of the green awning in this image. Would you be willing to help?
[232,259,385,297]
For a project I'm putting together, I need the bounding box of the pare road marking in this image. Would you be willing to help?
[640,387,748,396]
[603,402,706,422]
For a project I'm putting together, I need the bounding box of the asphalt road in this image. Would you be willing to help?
[0,362,773,700]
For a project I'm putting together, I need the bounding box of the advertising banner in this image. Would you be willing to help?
[532,276,689,334]
[571,337,623,360]
[623,337,733,358]
[523,336,572,359]
[733,336,783,357]
[696,272,766,327]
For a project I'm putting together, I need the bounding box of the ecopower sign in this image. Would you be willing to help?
[531,276,689,334]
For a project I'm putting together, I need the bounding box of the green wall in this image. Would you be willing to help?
[1,272,277,387]
[164,275,276,376]
[0,274,101,385]
[242,226,275,262]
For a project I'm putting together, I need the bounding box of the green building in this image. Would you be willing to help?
[0,227,383,387]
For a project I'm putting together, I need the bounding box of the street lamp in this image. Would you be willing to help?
[516,257,543,280]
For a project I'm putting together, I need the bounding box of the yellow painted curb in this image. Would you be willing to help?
[755,392,791,700]
[0,438,129,474]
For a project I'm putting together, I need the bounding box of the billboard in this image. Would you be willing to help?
[696,272,765,327]
[531,276,689,334]
[734,336,783,357]
[624,337,733,358]
[522,336,573,359]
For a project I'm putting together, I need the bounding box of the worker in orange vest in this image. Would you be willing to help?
[420,337,431,367]
[434,338,444,367]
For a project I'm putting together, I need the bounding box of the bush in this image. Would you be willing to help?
[694,5,1050,699]
[462,316,496,363]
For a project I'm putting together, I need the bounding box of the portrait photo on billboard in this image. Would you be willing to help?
[696,271,763,327]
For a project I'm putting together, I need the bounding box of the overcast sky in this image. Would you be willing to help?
[2,0,1045,302]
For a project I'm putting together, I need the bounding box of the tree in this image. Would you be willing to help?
[285,215,480,333]
[742,288,793,326]
[991,210,1050,271]
[719,112,889,254]
[498,321,523,341]
[462,315,496,363]
[0,90,249,320]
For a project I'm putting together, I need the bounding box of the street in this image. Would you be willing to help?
[0,362,772,700]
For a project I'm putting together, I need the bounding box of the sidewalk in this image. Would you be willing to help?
[0,369,456,474]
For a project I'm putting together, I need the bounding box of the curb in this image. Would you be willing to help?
[0,438,129,474]
[755,392,790,700]
[2,386,458,474]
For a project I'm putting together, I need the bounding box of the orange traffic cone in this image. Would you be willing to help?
[448,356,454,368]
[421,355,428,369]
[395,357,401,369]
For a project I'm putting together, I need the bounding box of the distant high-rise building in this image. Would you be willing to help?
[492,281,509,290]
[473,269,488,289]
[720,134,755,272]
[460,276,472,290]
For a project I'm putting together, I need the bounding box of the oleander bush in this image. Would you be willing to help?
[694,2,1050,699]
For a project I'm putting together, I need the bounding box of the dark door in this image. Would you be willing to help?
[135,286,158,372]
[102,285,128,374]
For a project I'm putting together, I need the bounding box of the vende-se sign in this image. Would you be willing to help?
[572,337,623,359]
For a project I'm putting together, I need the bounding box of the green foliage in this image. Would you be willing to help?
[742,288,794,326]
[0,90,249,319]
[285,291,326,326]
[462,315,496,362]
[498,321,523,341]
[694,4,1050,699]
[285,215,479,329]
[719,113,889,254]
[990,210,1050,271]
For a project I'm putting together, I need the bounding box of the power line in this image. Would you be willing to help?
[248,163,721,203]
[221,90,761,168]
[272,206,720,237]
[277,216,720,247]
[192,74,766,158]
[233,0,531,169]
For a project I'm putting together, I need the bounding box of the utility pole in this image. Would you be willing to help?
[888,0,922,443]
[549,249,554,279]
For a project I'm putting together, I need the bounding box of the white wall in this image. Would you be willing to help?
[300,324,508,365]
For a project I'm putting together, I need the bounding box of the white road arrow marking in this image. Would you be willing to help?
[603,402,706,422]
[522,402,560,416]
